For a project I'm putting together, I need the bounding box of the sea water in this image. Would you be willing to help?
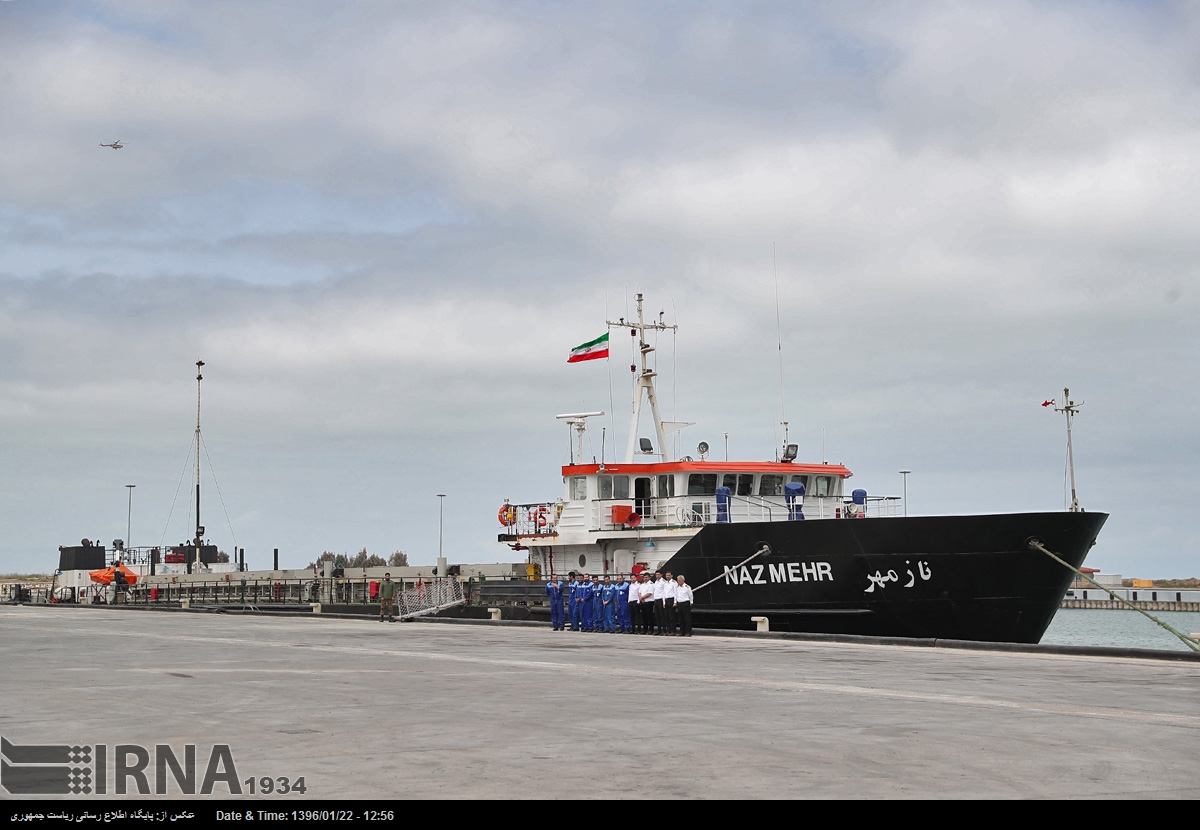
[1041,608,1200,652]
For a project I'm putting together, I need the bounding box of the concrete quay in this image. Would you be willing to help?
[1,605,1198,799]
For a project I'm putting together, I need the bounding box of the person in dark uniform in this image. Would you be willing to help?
[112,562,127,604]
[379,572,397,622]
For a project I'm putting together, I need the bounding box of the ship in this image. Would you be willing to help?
[496,294,1107,643]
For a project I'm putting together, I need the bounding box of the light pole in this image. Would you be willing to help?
[899,471,910,517]
[125,484,136,554]
[437,493,447,562]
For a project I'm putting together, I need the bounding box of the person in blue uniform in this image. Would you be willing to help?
[579,573,594,632]
[600,576,617,632]
[545,575,565,631]
[616,574,631,633]
[566,573,580,631]
[590,575,603,631]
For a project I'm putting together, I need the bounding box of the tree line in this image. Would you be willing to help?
[305,548,409,570]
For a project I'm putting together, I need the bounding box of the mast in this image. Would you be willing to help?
[194,360,204,572]
[609,294,678,462]
[1054,387,1082,512]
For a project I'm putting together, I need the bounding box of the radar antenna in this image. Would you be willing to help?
[556,412,604,465]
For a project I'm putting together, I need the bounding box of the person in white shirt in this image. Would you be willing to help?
[662,571,678,636]
[651,571,666,635]
[674,574,694,637]
[637,573,654,634]
[626,574,641,634]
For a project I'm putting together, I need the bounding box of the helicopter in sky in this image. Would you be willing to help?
[99,140,124,149]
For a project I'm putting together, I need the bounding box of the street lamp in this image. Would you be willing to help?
[437,494,446,560]
[899,471,910,517]
[125,484,136,553]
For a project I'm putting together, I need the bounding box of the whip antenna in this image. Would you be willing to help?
[774,244,789,455]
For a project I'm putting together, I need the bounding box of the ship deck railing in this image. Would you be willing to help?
[64,545,230,569]
[500,494,903,537]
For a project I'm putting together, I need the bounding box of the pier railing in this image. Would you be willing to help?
[55,576,467,612]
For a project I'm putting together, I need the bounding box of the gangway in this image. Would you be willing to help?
[394,579,466,620]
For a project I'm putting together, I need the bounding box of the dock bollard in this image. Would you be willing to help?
[310,603,322,614]
[488,607,502,621]
[751,616,769,632]
[180,599,191,610]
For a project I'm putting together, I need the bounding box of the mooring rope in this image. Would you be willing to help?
[1028,539,1199,653]
[201,434,238,552]
[693,544,771,592]
[159,438,195,547]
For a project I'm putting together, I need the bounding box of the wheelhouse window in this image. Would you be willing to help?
[570,476,588,501]
[813,475,835,497]
[657,474,675,499]
[722,473,754,496]
[789,474,810,491]
[758,474,784,496]
[687,473,718,496]
[599,475,630,499]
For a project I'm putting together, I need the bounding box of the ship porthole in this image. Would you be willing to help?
[578,554,586,567]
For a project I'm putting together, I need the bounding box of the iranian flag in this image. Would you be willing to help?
[568,332,609,363]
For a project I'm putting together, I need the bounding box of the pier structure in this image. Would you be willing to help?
[0,605,1196,799]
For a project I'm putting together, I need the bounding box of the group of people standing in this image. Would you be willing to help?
[544,571,695,637]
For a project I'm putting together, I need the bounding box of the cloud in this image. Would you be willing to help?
[1,1,1199,580]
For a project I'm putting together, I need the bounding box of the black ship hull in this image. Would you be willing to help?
[659,511,1108,643]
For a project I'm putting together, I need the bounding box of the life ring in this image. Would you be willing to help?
[528,506,549,527]
[498,505,517,526]
[845,502,862,518]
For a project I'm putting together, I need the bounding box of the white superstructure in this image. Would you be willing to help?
[497,294,896,579]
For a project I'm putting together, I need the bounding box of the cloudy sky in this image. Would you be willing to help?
[2,1,1197,578]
